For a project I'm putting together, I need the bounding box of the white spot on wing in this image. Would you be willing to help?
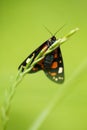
[53,76,55,79]
[55,78,58,81]
[53,76,58,81]
[58,77,63,80]
[58,67,63,74]
[26,58,31,63]
[59,60,62,63]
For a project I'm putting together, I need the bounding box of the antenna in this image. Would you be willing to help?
[43,25,53,36]
[54,24,66,36]
[43,24,66,36]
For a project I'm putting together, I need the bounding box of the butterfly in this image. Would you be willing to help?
[18,35,64,84]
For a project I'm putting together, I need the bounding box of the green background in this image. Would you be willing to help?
[0,0,87,130]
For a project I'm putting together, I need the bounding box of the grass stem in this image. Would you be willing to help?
[1,28,79,130]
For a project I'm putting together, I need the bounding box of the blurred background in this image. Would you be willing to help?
[0,0,87,130]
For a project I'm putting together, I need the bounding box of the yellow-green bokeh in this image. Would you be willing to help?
[0,0,87,130]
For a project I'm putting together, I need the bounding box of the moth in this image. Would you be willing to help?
[18,27,65,83]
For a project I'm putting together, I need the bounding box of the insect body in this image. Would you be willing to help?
[18,36,64,83]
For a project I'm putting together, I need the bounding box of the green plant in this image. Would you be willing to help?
[1,28,79,130]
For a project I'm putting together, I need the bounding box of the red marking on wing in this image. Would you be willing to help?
[51,61,58,69]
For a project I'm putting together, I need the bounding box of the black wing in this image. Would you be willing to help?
[44,47,64,83]
[18,36,56,71]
